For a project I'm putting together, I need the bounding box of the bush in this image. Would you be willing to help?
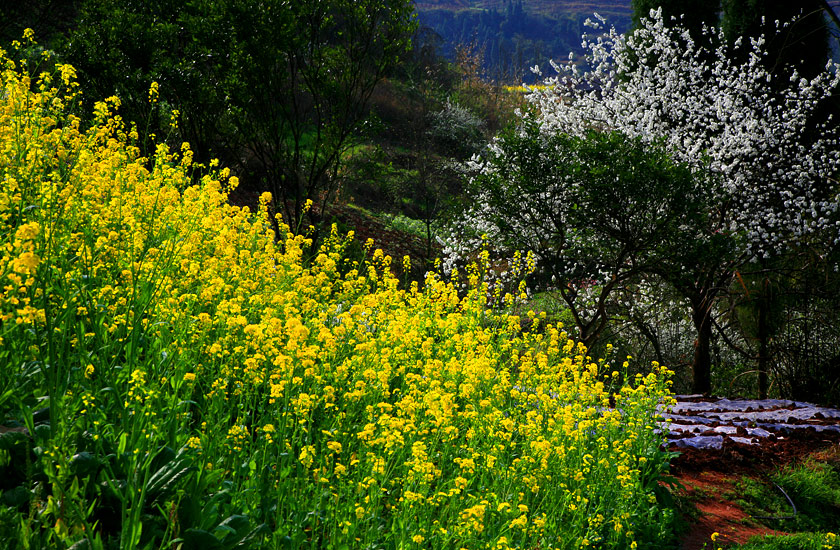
[736,532,840,550]
[428,98,486,159]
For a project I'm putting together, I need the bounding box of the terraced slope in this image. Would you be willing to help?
[414,0,633,81]
[414,0,632,18]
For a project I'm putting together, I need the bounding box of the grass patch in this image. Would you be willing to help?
[735,459,840,534]
[524,291,576,326]
[380,212,442,242]
[734,532,840,550]
[341,203,442,245]
[727,452,840,549]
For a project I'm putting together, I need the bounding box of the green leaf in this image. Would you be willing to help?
[178,529,223,550]
[146,448,196,502]
[70,451,101,477]
[0,486,31,508]
[216,514,249,539]
[0,429,28,451]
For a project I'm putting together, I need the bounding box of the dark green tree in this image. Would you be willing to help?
[722,0,829,80]
[631,0,720,37]
[203,0,417,230]
[61,0,225,163]
[455,123,712,350]
[20,0,416,231]
[0,0,77,48]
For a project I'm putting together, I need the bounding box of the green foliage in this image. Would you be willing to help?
[475,125,707,273]
[775,461,840,530]
[61,0,223,161]
[381,212,443,242]
[736,460,840,533]
[346,37,483,265]
[735,532,840,550]
[462,122,711,348]
[20,0,417,232]
[722,243,840,403]
[525,291,577,327]
[0,0,76,49]
[206,0,417,228]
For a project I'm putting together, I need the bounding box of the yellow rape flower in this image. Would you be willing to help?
[148,81,159,103]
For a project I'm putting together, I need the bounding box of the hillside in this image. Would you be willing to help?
[414,0,633,82]
[414,0,632,18]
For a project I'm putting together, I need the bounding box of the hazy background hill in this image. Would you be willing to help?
[414,0,631,17]
[413,0,633,83]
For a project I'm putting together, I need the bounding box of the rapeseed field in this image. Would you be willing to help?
[0,37,676,549]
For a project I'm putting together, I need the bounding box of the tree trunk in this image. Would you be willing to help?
[691,299,713,395]
[757,278,769,399]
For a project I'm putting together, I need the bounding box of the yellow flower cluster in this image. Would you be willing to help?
[0,39,676,549]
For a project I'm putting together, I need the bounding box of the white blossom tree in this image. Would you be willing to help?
[444,125,710,351]
[446,9,840,393]
[531,10,840,256]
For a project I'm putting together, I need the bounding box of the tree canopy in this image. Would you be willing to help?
[19,0,417,230]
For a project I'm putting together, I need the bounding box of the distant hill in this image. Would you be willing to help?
[414,0,633,83]
[415,0,631,18]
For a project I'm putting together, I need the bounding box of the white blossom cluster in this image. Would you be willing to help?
[443,9,840,281]
[525,9,840,258]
